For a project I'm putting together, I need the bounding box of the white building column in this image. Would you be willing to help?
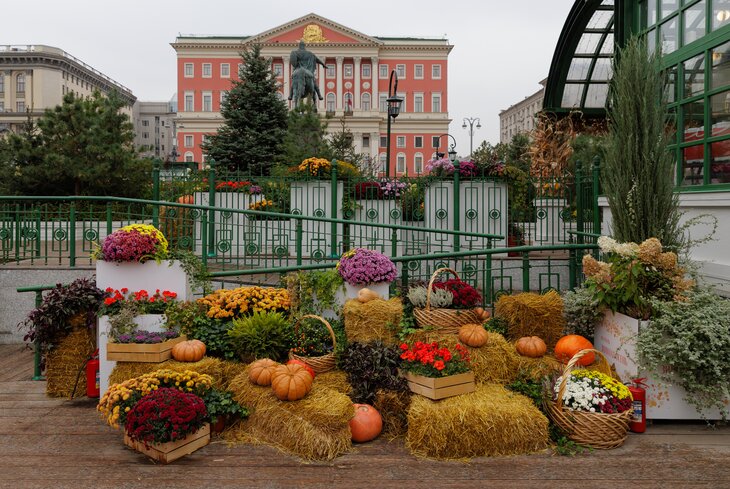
[371,131,380,168]
[354,56,361,110]
[336,56,344,110]
[283,56,290,105]
[371,57,379,113]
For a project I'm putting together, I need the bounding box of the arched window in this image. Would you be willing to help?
[344,92,353,112]
[414,153,424,174]
[16,73,25,94]
[326,93,336,112]
[378,152,386,173]
[396,152,406,173]
[184,151,194,163]
[361,93,371,111]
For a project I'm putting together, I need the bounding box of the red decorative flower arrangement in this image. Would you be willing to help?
[125,387,208,445]
[101,288,178,315]
[399,341,471,378]
[432,279,482,308]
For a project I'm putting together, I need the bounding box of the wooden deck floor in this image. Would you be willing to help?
[1,344,729,489]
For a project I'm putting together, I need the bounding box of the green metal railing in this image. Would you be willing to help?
[16,284,57,381]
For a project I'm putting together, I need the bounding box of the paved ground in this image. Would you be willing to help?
[1,344,729,489]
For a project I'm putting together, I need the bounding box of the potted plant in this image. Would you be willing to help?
[399,341,474,400]
[507,222,525,257]
[336,248,397,300]
[200,388,249,433]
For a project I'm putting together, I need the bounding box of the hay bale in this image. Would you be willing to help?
[516,354,562,381]
[109,356,226,387]
[373,389,411,439]
[224,368,354,460]
[46,328,94,399]
[315,370,350,394]
[495,291,565,347]
[406,383,549,460]
[219,360,250,389]
[406,330,520,385]
[343,298,402,344]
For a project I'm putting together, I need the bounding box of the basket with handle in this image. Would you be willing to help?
[544,349,632,449]
[412,267,482,334]
[288,314,337,374]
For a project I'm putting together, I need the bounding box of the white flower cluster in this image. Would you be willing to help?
[554,375,608,412]
[597,236,639,258]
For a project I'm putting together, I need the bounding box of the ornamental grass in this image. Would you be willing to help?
[495,290,565,348]
[343,298,402,345]
[405,383,549,460]
[45,327,94,399]
[224,367,354,460]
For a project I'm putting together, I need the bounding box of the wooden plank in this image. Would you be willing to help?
[106,335,185,362]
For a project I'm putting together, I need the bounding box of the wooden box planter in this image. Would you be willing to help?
[107,335,186,363]
[124,423,210,464]
[403,371,475,400]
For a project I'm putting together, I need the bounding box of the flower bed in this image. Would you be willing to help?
[197,286,291,320]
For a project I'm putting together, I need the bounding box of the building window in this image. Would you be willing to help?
[379,64,388,78]
[344,92,354,112]
[16,101,25,112]
[432,64,442,79]
[184,92,194,112]
[396,64,406,78]
[362,135,370,147]
[397,153,406,173]
[0,101,4,112]
[184,151,194,163]
[202,63,212,78]
[415,64,424,79]
[326,64,335,77]
[344,64,353,78]
[397,92,406,113]
[414,136,423,148]
[143,132,149,139]
[326,93,336,112]
[380,136,387,147]
[16,73,25,94]
[361,92,371,111]
[142,120,149,127]
[184,63,193,77]
[432,93,442,113]
[379,152,386,172]
[273,64,283,77]
[0,76,4,93]
[432,136,440,148]
[184,135,193,147]
[379,94,387,112]
[202,92,212,112]
[221,63,230,77]
[414,153,424,174]
[362,64,371,79]
[396,136,406,148]
[414,93,424,113]
[221,90,228,105]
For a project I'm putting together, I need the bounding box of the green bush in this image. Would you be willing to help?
[562,287,603,341]
[228,311,294,362]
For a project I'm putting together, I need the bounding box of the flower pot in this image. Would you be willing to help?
[507,235,521,257]
[124,423,210,464]
[210,416,227,434]
[344,282,390,301]
[106,334,186,362]
[402,371,475,400]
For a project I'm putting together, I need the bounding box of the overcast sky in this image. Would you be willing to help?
[7,0,575,148]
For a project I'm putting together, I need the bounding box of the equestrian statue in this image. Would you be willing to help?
[288,40,326,110]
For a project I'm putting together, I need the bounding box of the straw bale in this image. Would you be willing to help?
[495,291,565,347]
[223,367,355,460]
[516,354,562,382]
[109,356,226,387]
[406,383,549,460]
[46,328,94,399]
[219,359,250,389]
[343,298,402,345]
[373,389,411,439]
[315,370,351,394]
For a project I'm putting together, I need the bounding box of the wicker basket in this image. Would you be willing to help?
[545,349,632,449]
[412,267,482,334]
[288,314,337,374]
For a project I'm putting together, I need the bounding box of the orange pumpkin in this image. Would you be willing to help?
[249,358,279,386]
[349,404,383,443]
[458,323,488,348]
[554,335,595,366]
[271,363,313,401]
[171,339,206,362]
[177,194,194,204]
[473,307,491,322]
[515,336,547,358]
[286,359,316,380]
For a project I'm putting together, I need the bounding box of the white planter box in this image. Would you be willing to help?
[594,311,727,420]
[288,181,343,259]
[350,199,401,252]
[533,197,569,245]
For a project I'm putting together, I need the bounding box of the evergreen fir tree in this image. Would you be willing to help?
[279,103,332,167]
[328,116,363,168]
[202,44,288,174]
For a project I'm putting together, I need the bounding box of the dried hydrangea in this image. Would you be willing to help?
[638,237,663,263]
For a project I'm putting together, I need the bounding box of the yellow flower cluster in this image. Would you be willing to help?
[119,223,169,255]
[249,199,276,211]
[197,286,291,319]
[97,369,213,429]
[298,157,331,175]
[572,369,633,400]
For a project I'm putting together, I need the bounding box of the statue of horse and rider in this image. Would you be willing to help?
[288,40,326,110]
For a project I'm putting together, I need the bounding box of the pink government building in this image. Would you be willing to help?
[171,13,452,176]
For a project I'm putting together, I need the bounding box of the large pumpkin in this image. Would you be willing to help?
[271,363,313,401]
[554,335,594,366]
[286,359,316,380]
[171,339,206,362]
[349,404,383,443]
[515,336,547,358]
[458,323,488,348]
[249,359,279,386]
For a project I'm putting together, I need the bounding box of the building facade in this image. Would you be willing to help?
[0,45,135,134]
[132,100,177,161]
[498,78,546,143]
[171,13,452,176]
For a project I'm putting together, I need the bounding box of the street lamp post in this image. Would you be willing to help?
[462,117,481,157]
[435,133,458,162]
[385,70,404,177]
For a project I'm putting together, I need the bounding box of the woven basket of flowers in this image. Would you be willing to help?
[289,314,337,374]
[544,349,633,449]
[411,268,483,334]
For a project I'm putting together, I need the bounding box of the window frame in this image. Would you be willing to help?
[184,63,194,78]
[221,63,230,78]
[414,64,424,79]
[432,64,442,79]
[202,63,212,78]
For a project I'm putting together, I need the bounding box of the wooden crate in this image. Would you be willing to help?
[124,423,210,464]
[106,335,186,362]
[403,371,475,400]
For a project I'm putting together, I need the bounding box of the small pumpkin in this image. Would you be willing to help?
[349,404,383,443]
[458,323,488,348]
[515,336,547,358]
[554,335,595,366]
[177,194,194,205]
[357,288,381,303]
[171,339,206,362]
[473,307,491,322]
[249,358,279,386]
[271,363,313,401]
[286,359,316,380]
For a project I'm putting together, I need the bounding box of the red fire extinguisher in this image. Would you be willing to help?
[86,349,100,398]
[628,378,647,433]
